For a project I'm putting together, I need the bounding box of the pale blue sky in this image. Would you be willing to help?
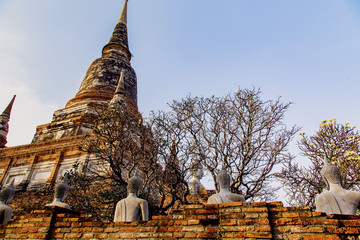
[1,0,360,166]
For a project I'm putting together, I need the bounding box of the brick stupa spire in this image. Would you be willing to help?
[102,0,131,61]
[32,0,138,143]
[65,0,136,110]
[0,95,16,148]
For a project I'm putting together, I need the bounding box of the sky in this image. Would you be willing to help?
[1,1,360,194]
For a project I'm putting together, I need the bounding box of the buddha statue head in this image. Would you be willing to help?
[320,157,342,188]
[217,169,231,189]
[190,159,204,179]
[0,179,15,205]
[127,173,142,194]
[54,176,69,202]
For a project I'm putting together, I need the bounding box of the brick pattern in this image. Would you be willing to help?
[1,202,360,239]
[9,190,53,216]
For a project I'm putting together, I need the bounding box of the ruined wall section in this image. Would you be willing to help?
[1,202,360,239]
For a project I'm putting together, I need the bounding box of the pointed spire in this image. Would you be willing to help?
[0,95,15,148]
[102,0,131,60]
[114,69,126,95]
[109,69,127,107]
[1,95,16,119]
[118,0,128,26]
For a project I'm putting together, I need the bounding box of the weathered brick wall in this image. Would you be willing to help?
[9,190,54,216]
[1,202,360,239]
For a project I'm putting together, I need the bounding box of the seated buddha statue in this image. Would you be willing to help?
[0,179,15,225]
[46,176,70,209]
[190,160,207,195]
[315,158,360,215]
[114,173,149,222]
[207,169,245,204]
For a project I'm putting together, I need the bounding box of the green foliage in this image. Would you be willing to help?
[216,225,224,240]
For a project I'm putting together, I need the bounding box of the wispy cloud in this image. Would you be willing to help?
[0,27,58,146]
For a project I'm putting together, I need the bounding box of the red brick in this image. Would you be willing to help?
[224,232,235,238]
[118,232,134,238]
[152,215,171,220]
[271,207,293,212]
[155,226,167,232]
[221,219,237,226]
[71,222,82,227]
[64,233,82,238]
[71,227,92,233]
[312,211,326,217]
[145,220,159,226]
[287,235,304,240]
[184,214,206,220]
[205,204,219,209]
[244,232,272,238]
[94,233,108,239]
[268,201,284,207]
[221,213,245,219]
[194,209,218,214]
[188,219,200,225]
[139,226,156,232]
[153,232,173,238]
[53,222,70,227]
[283,212,300,218]
[113,221,138,226]
[303,235,341,240]
[92,227,104,232]
[119,227,139,232]
[255,226,272,232]
[251,201,267,207]
[104,227,119,233]
[63,217,79,222]
[205,227,219,233]
[133,232,154,238]
[219,201,244,208]
[82,222,102,227]
[82,233,94,238]
[168,226,182,232]
[274,218,302,225]
[52,233,64,238]
[308,219,339,225]
[342,220,360,227]
[28,233,47,238]
[245,213,259,218]
[159,220,174,226]
[183,204,204,209]
[174,220,188,226]
[223,226,247,232]
[197,233,217,238]
[298,212,313,218]
[184,232,197,238]
[182,225,204,232]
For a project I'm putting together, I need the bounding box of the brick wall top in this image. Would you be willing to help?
[1,202,360,239]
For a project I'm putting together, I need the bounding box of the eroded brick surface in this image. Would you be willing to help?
[1,202,360,239]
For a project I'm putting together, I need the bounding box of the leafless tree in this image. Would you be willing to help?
[68,88,299,219]
[68,102,192,220]
[277,119,360,207]
[149,113,192,210]
[150,88,299,201]
[67,103,160,220]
